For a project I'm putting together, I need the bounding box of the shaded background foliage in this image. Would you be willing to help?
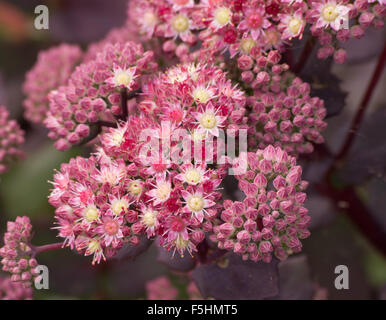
[0,0,385,299]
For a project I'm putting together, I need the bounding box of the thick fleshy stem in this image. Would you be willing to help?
[294,36,316,74]
[334,42,386,162]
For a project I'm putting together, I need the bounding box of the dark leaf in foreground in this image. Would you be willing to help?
[300,53,347,118]
[192,253,279,300]
[157,246,196,272]
[270,255,314,300]
[113,236,153,261]
[336,108,386,185]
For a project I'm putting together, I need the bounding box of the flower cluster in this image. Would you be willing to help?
[139,63,247,137]
[128,0,386,64]
[146,276,202,300]
[237,50,327,155]
[211,145,310,262]
[23,44,83,123]
[0,275,33,300]
[0,106,25,174]
[44,41,157,151]
[49,139,225,262]
[0,217,39,287]
[48,155,141,264]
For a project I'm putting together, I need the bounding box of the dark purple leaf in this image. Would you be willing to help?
[305,187,337,230]
[113,236,153,261]
[192,253,279,300]
[300,54,347,118]
[336,108,386,185]
[270,255,314,300]
[157,246,196,272]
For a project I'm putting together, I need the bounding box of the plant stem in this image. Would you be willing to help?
[294,36,316,74]
[120,88,128,120]
[32,242,64,255]
[335,42,386,161]
[97,120,118,128]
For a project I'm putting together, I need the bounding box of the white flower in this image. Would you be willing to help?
[106,65,138,90]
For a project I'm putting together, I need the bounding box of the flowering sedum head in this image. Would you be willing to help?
[212,145,310,262]
[237,50,327,156]
[0,275,33,300]
[44,41,157,151]
[23,44,83,124]
[0,216,40,288]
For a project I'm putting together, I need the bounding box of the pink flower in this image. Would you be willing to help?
[312,0,350,31]
[181,190,216,222]
[238,5,271,41]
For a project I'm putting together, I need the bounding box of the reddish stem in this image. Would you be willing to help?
[335,41,386,161]
[32,242,64,255]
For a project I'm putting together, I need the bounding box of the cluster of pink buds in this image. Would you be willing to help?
[0,216,39,288]
[211,145,310,262]
[237,50,327,155]
[44,41,157,151]
[0,275,33,300]
[0,106,25,174]
[23,44,83,124]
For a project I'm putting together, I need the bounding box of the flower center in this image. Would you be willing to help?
[111,199,129,215]
[214,7,232,26]
[115,71,133,87]
[192,87,212,104]
[188,195,205,212]
[240,38,256,54]
[143,210,157,227]
[185,169,202,184]
[172,15,190,33]
[156,183,171,200]
[104,220,119,235]
[88,240,101,253]
[175,235,189,251]
[289,18,302,34]
[322,5,339,22]
[83,206,99,222]
[247,13,263,28]
[200,112,217,129]
[128,180,142,195]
